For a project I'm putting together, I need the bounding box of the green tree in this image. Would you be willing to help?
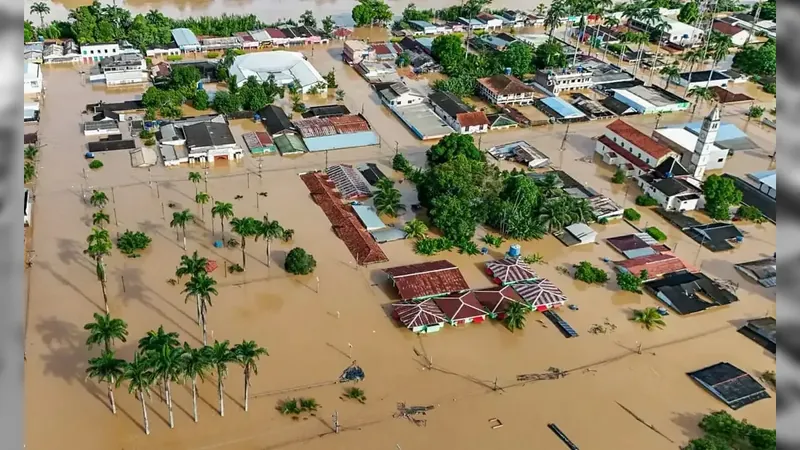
[122,353,156,435]
[176,251,208,281]
[616,270,646,293]
[751,0,775,21]
[188,171,202,195]
[85,228,112,313]
[324,69,337,89]
[92,210,111,229]
[689,86,715,115]
[504,302,529,332]
[427,133,483,166]
[574,261,609,284]
[431,34,466,73]
[396,51,411,67]
[170,209,194,250]
[285,247,317,275]
[632,307,666,329]
[374,184,404,217]
[501,41,534,78]
[208,340,237,416]
[402,219,428,239]
[211,201,234,240]
[255,217,284,267]
[169,65,201,90]
[392,152,412,173]
[86,349,126,414]
[747,105,765,120]
[30,1,51,27]
[678,0,700,24]
[138,326,180,355]
[24,21,35,42]
[733,38,776,77]
[611,168,626,184]
[180,343,211,422]
[230,217,260,270]
[321,16,336,37]
[116,230,152,257]
[533,38,568,69]
[150,341,185,428]
[660,63,681,89]
[545,0,567,37]
[211,90,241,115]
[351,0,393,27]
[703,174,743,220]
[89,189,109,209]
[195,191,210,219]
[84,313,128,353]
[232,340,269,412]
[182,273,218,345]
[193,88,209,110]
[299,10,316,28]
[239,75,270,111]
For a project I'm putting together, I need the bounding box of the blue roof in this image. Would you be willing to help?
[415,37,434,49]
[303,131,379,152]
[172,28,200,48]
[540,97,586,119]
[352,204,386,231]
[459,17,485,26]
[371,228,408,243]
[409,20,436,29]
[680,122,747,142]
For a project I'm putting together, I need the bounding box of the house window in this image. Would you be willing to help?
[90,50,94,54]
[105,49,108,53]
[717,158,724,163]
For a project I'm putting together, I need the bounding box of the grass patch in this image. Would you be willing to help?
[482,234,504,248]
[645,226,667,242]
[623,208,641,221]
[635,194,659,207]
[166,54,183,62]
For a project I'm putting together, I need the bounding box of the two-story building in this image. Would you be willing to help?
[376,82,426,107]
[636,157,703,212]
[183,121,243,163]
[476,13,504,30]
[458,17,489,31]
[595,119,677,177]
[429,91,489,134]
[89,53,148,86]
[24,62,43,94]
[343,40,374,65]
[534,68,593,95]
[477,74,537,106]
[80,42,121,63]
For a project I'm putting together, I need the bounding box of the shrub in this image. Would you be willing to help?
[139,129,154,139]
[392,153,412,173]
[143,137,156,146]
[206,51,220,59]
[88,160,104,170]
[523,253,544,264]
[145,57,153,66]
[285,247,317,275]
[414,237,453,256]
[737,204,765,223]
[167,54,183,62]
[482,234,504,248]
[635,194,659,207]
[611,168,626,184]
[617,270,648,293]
[747,105,765,119]
[645,226,667,242]
[457,241,480,255]
[763,82,775,95]
[574,261,609,284]
[762,370,776,388]
[228,263,244,273]
[281,228,295,242]
[343,387,367,403]
[598,217,609,225]
[623,208,641,221]
[116,230,152,257]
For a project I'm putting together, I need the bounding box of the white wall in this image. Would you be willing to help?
[604,130,668,168]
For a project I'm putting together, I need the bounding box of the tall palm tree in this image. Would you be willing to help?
[538,197,576,232]
[123,352,156,435]
[176,251,208,281]
[689,87,715,115]
[195,192,210,220]
[705,31,733,88]
[188,171,202,196]
[569,197,594,224]
[170,209,194,251]
[660,63,681,89]
[230,217,260,270]
[255,217,284,267]
[647,20,672,85]
[622,31,649,73]
[85,228,112,313]
[180,343,211,423]
[534,172,562,199]
[138,326,180,354]
[208,340,237,417]
[84,313,128,353]
[182,273,218,345]
[150,343,185,428]
[601,15,620,61]
[211,201,234,240]
[89,190,109,209]
[30,1,50,27]
[232,340,268,412]
[545,0,567,37]
[504,302,529,332]
[373,186,404,217]
[92,210,110,229]
[86,349,126,414]
[632,307,666,330]
[402,219,428,240]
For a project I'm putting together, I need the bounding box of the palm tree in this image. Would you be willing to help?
[534,172,563,199]
[180,343,211,423]
[150,342,185,428]
[569,197,594,224]
[86,349,126,414]
[89,190,109,209]
[632,307,666,330]
[24,145,38,161]
[24,161,36,184]
[660,63,681,89]
[122,352,156,435]
[208,340,237,417]
[255,217,284,267]
[504,302,529,332]
[689,87,715,115]
[647,20,672,85]
[402,219,428,239]
[601,15,620,61]
[195,192,210,220]
[706,31,733,88]
[138,326,180,355]
[545,0,566,37]
[182,273,218,345]
[211,201,234,240]
[373,186,404,217]
[170,209,194,251]
[30,1,50,27]
[92,210,111,229]
[538,198,576,233]
[230,217,260,270]
[188,171,202,196]
[84,312,128,353]
[624,31,649,73]
[176,251,208,281]
[232,340,268,412]
[85,228,112,313]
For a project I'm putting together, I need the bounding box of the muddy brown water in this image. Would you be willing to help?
[25,40,775,450]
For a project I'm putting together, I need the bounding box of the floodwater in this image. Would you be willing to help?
[25,40,776,450]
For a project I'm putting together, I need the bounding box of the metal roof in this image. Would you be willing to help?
[511,279,567,310]
[172,28,201,48]
[325,164,372,199]
[540,96,585,119]
[351,204,386,231]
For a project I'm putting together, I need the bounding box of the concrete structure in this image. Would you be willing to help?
[458,17,489,31]
[23,62,42,94]
[408,20,437,35]
[746,170,776,199]
[183,122,243,163]
[235,32,260,49]
[629,14,704,47]
[229,51,325,93]
[83,120,121,136]
[429,91,489,134]
[80,42,121,63]
[24,42,43,64]
[535,68,593,95]
[171,28,201,52]
[638,174,702,212]
[43,41,81,64]
[690,105,721,179]
[588,196,624,221]
[24,102,39,122]
[611,85,690,114]
[678,70,732,89]
[376,82,426,107]
[343,40,373,65]
[200,36,243,51]
[488,141,550,168]
[476,74,537,105]
[561,223,598,246]
[356,60,400,83]
[537,96,587,120]
[388,102,456,140]
[595,120,677,177]
[145,44,181,58]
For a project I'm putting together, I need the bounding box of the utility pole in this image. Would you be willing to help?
[744,2,762,47]
[395,141,399,156]
[148,167,152,187]
[204,169,209,192]
[559,121,570,168]
[325,150,329,170]
[332,411,340,434]
[654,112,663,130]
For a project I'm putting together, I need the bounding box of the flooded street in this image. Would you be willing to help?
[24,22,776,450]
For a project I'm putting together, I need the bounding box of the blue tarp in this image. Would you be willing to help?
[303,131,379,152]
[540,97,586,119]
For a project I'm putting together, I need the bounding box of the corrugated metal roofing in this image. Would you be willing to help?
[351,204,386,231]
[540,96,586,119]
[385,260,470,300]
[328,115,371,134]
[325,164,372,199]
[172,28,201,48]
[293,117,338,138]
[392,300,446,330]
[511,279,568,310]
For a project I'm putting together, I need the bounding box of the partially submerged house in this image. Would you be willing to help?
[476,74,537,106]
[511,279,568,311]
[596,119,677,177]
[429,91,489,135]
[384,260,470,301]
[636,157,703,212]
[484,257,538,285]
[735,257,776,288]
[473,286,527,319]
[555,223,598,247]
[433,291,488,326]
[606,233,670,259]
[183,121,243,164]
[616,253,694,281]
[645,270,738,314]
[738,317,776,354]
[687,362,770,410]
[487,141,549,168]
[325,164,373,199]
[242,131,276,154]
[392,300,447,333]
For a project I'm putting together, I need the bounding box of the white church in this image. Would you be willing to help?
[652,105,729,178]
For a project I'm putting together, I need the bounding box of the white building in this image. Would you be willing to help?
[183,122,243,164]
[429,91,489,135]
[636,157,703,212]
[458,17,489,31]
[228,51,325,93]
[24,62,42,94]
[80,42,121,63]
[24,188,32,226]
[595,119,678,177]
[746,170,776,199]
[171,28,202,52]
[89,53,149,86]
[145,45,181,58]
[477,74,537,105]
[376,82,426,107]
[611,85,690,114]
[629,14,704,47]
[653,106,727,179]
[83,120,122,136]
[476,13,504,30]
[43,41,81,64]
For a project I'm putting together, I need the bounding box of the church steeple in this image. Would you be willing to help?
[691,104,721,179]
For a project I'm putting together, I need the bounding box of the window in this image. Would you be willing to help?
[90,50,94,54]
[105,49,108,53]
[717,158,724,163]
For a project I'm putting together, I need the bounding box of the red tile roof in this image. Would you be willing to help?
[478,74,536,96]
[606,120,673,160]
[384,260,470,300]
[392,300,447,330]
[333,28,353,38]
[473,286,526,317]
[597,135,651,170]
[433,291,487,322]
[712,21,744,37]
[300,172,388,265]
[512,279,567,311]
[372,43,393,55]
[265,28,286,39]
[456,111,490,128]
[615,253,694,279]
[234,32,257,42]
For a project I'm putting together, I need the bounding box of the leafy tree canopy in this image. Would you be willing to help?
[351,0,393,27]
[678,1,700,24]
[703,174,743,220]
[533,39,568,69]
[732,38,776,78]
[284,248,317,275]
[426,133,484,166]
